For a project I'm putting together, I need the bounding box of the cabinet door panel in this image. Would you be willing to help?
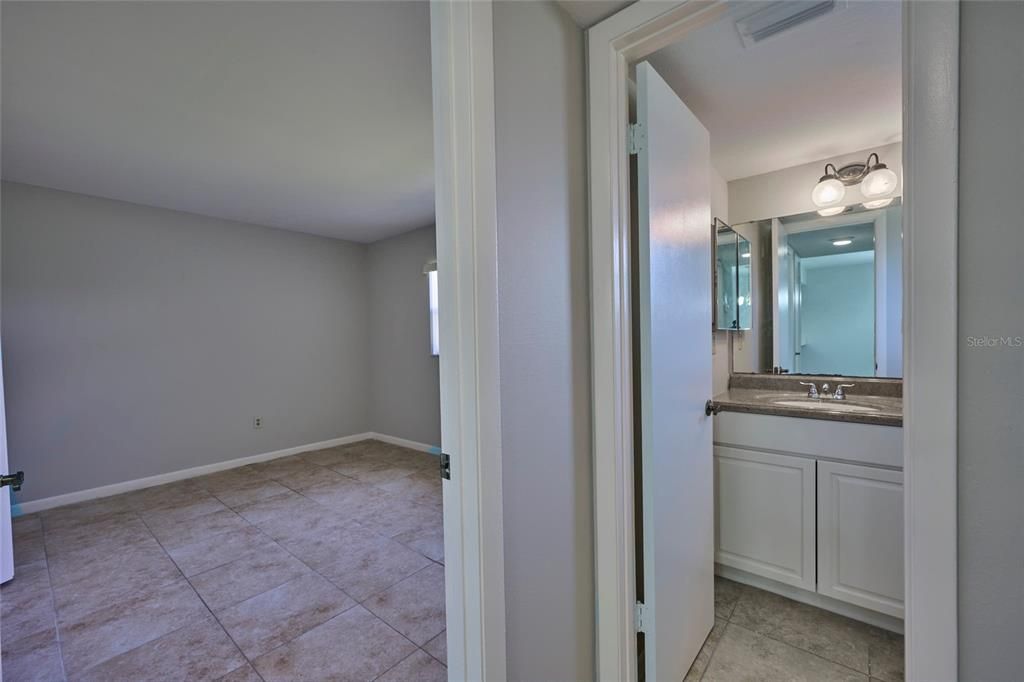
[714,447,816,590]
[817,461,904,617]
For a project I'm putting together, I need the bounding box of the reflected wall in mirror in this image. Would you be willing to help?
[732,200,902,378]
[714,219,752,331]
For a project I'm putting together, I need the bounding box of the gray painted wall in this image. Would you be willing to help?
[2,182,371,503]
[493,2,594,680]
[367,225,440,446]
[957,3,1024,679]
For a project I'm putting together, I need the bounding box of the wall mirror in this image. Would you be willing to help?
[729,200,902,378]
[714,218,752,331]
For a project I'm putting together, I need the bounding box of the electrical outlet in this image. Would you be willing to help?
[253,416,263,429]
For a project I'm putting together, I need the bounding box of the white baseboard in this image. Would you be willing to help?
[367,432,440,455]
[14,432,377,515]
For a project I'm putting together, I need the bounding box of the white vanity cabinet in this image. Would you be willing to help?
[714,446,816,591]
[817,461,904,618]
[713,411,904,620]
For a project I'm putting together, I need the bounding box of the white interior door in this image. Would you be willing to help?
[635,61,714,682]
[1,343,14,585]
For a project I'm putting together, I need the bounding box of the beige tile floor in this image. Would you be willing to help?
[1,439,446,682]
[685,576,905,682]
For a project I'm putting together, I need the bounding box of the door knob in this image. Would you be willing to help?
[0,471,24,492]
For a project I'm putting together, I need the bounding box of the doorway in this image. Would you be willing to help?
[587,2,959,681]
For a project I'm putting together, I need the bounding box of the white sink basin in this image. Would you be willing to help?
[771,400,880,413]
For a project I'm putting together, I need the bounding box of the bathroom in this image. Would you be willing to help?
[623,2,909,679]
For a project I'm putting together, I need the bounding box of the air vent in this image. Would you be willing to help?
[734,1,843,48]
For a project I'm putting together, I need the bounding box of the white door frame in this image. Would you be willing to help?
[430,2,507,680]
[587,2,959,681]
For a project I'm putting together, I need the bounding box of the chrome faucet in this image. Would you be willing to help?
[820,382,832,398]
[799,381,819,399]
[834,384,856,400]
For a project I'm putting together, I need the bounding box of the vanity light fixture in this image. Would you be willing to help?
[811,152,897,214]
[831,238,854,247]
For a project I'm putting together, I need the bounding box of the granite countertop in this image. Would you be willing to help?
[713,374,903,427]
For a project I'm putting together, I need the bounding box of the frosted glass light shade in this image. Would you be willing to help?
[861,166,898,198]
[817,205,846,217]
[863,197,894,209]
[812,177,846,207]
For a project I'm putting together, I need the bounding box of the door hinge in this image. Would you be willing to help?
[439,453,451,481]
[634,601,647,633]
[0,471,24,492]
[628,123,645,155]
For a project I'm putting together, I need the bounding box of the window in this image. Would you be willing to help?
[427,264,439,356]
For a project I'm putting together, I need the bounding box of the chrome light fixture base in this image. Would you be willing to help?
[827,152,886,186]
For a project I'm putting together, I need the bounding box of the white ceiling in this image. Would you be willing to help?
[648,1,902,181]
[557,0,639,28]
[1,1,434,243]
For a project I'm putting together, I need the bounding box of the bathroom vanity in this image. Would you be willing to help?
[711,374,904,629]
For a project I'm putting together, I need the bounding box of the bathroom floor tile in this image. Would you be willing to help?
[731,584,877,673]
[703,623,868,682]
[713,576,746,620]
[251,606,416,682]
[868,628,905,682]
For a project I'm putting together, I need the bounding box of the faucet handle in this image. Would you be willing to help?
[834,384,856,400]
[798,381,819,398]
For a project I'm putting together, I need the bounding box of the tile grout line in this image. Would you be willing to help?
[723,584,879,680]
[37,516,69,682]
